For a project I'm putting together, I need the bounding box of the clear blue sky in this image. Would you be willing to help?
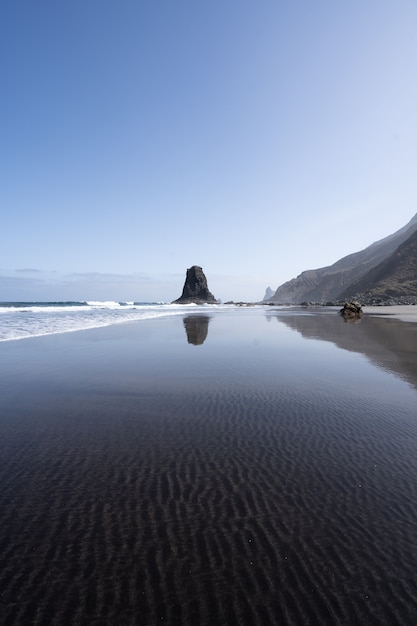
[1,1,417,302]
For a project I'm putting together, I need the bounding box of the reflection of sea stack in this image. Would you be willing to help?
[183,316,211,345]
[172,266,218,304]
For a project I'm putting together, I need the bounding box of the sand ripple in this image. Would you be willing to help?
[1,379,417,625]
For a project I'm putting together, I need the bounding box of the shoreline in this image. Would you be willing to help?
[264,303,417,323]
[2,302,417,346]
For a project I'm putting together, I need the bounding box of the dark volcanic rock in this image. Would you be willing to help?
[172,266,218,304]
[340,301,363,319]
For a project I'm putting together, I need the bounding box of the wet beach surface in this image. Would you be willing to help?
[1,308,417,625]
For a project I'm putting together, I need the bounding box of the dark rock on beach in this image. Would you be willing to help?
[340,301,363,319]
[172,266,218,304]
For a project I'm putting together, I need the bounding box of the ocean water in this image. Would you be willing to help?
[0,300,232,342]
[1,307,417,625]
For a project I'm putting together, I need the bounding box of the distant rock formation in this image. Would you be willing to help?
[172,266,218,304]
[266,213,417,304]
[262,286,274,301]
[183,315,211,345]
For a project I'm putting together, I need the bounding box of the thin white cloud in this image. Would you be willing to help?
[15,268,44,274]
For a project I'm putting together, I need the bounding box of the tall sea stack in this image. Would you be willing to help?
[172,266,218,304]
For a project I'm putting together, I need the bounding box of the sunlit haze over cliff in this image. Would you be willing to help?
[1,1,417,302]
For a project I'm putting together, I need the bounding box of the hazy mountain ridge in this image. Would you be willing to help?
[339,227,417,303]
[267,213,417,304]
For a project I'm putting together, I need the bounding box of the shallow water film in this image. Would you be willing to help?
[1,308,416,625]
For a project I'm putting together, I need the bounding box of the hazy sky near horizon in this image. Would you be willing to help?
[1,1,417,302]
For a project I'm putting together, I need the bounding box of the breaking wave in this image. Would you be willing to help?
[0,301,228,342]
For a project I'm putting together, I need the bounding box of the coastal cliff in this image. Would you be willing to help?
[266,213,417,304]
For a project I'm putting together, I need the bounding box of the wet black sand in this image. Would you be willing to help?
[1,309,417,625]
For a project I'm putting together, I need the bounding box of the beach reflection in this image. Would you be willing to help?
[267,308,417,390]
[183,315,211,345]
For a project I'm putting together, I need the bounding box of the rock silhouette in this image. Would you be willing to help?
[172,266,218,304]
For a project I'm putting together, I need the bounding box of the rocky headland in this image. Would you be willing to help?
[264,213,417,305]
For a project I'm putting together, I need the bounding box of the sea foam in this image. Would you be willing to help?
[0,301,231,342]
